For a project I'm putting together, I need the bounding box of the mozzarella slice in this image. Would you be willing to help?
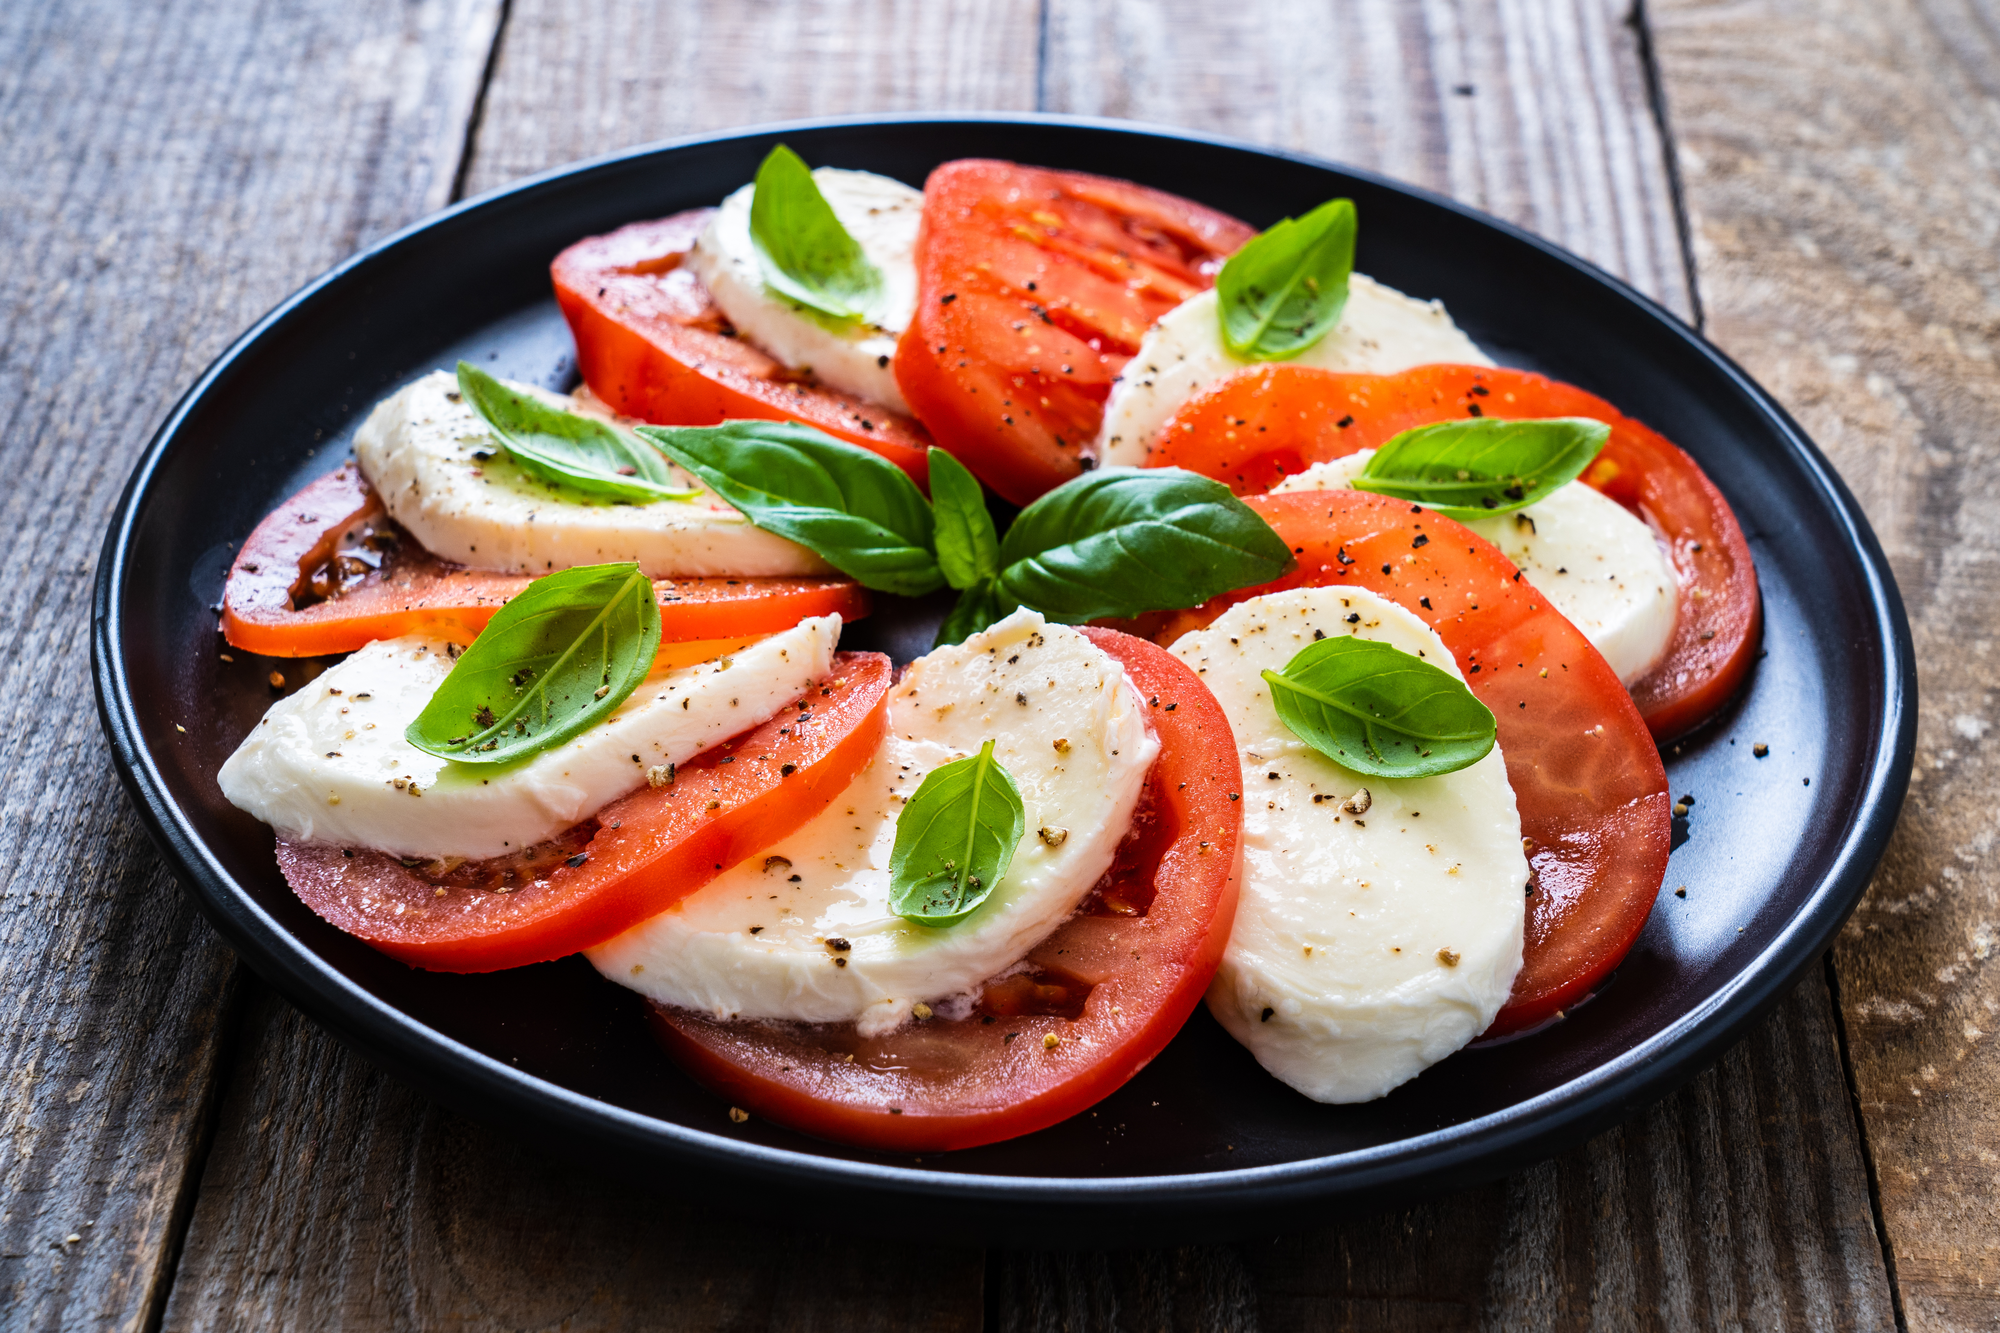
[1097,277,1491,467]
[217,617,839,861]
[685,167,924,413]
[353,370,829,578]
[1271,451,1677,684]
[1173,587,1526,1103]
[589,609,1158,1037]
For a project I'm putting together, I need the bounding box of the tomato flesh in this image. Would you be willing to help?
[1148,363,1761,741]
[552,211,932,484]
[277,652,892,972]
[1152,490,1670,1035]
[221,465,870,658]
[649,628,1243,1150]
[893,161,1254,505]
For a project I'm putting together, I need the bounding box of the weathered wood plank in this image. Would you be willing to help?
[161,986,984,1331]
[0,1,497,1327]
[1041,0,1696,320]
[1651,0,2000,1326]
[458,0,1041,199]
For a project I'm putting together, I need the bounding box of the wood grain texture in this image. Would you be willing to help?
[1652,0,2000,1326]
[458,0,1042,200]
[160,985,984,1332]
[1041,0,1696,320]
[0,0,497,1327]
[991,976,1894,1332]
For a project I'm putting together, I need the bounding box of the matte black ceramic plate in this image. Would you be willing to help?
[93,116,1913,1242]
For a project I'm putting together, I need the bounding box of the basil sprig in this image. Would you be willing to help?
[888,740,1026,925]
[1261,637,1496,779]
[1352,417,1611,519]
[405,563,662,765]
[749,144,885,324]
[455,362,698,504]
[641,427,1292,644]
[1215,198,1357,361]
[636,421,944,597]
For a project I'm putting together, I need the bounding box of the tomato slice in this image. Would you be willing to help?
[648,629,1243,1150]
[221,465,870,658]
[552,211,932,484]
[276,652,892,972]
[1152,490,1670,1035]
[892,161,1254,505]
[1148,363,1761,741]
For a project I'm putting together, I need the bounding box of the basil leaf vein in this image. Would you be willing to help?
[637,421,944,596]
[1261,637,1495,779]
[405,562,662,766]
[748,144,885,324]
[456,362,698,504]
[995,468,1294,622]
[1351,417,1612,519]
[927,447,1001,591]
[888,739,1026,925]
[1215,198,1357,361]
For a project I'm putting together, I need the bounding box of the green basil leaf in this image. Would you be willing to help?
[1215,198,1357,361]
[934,578,1020,649]
[748,144,885,323]
[927,447,1000,590]
[1350,416,1612,519]
[405,562,662,766]
[995,468,1293,622]
[636,421,945,596]
[455,362,699,504]
[888,739,1026,925]
[1261,637,1496,779]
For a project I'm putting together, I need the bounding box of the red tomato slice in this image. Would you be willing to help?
[649,629,1243,1151]
[552,211,933,484]
[221,465,870,658]
[1148,363,1761,741]
[892,161,1254,505]
[1152,490,1670,1035]
[276,653,892,972]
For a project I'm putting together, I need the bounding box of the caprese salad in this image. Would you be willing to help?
[213,144,1755,1152]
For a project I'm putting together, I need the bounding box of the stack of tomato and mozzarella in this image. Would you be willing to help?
[215,145,1757,1150]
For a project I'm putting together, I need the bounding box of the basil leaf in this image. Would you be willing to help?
[1215,198,1357,361]
[455,362,699,504]
[405,563,662,766]
[1351,417,1612,519]
[636,421,944,596]
[1261,637,1495,779]
[748,143,885,324]
[888,739,1026,925]
[995,468,1293,622]
[934,578,1019,648]
[927,447,1000,590]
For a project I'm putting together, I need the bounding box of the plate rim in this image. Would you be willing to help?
[91,111,1917,1221]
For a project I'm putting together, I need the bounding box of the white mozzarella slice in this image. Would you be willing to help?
[1173,587,1526,1103]
[1097,277,1491,467]
[685,168,924,413]
[588,610,1158,1037]
[217,617,839,862]
[353,370,829,579]
[1271,452,1678,683]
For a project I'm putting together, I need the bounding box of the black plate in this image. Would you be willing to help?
[92,115,1913,1242]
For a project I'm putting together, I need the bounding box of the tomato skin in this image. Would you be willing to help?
[551,211,932,485]
[893,161,1254,505]
[650,629,1244,1151]
[221,465,870,657]
[1149,363,1761,742]
[276,653,893,972]
[1152,490,1670,1035]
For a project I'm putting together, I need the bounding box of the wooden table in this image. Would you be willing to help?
[6,0,1992,1326]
